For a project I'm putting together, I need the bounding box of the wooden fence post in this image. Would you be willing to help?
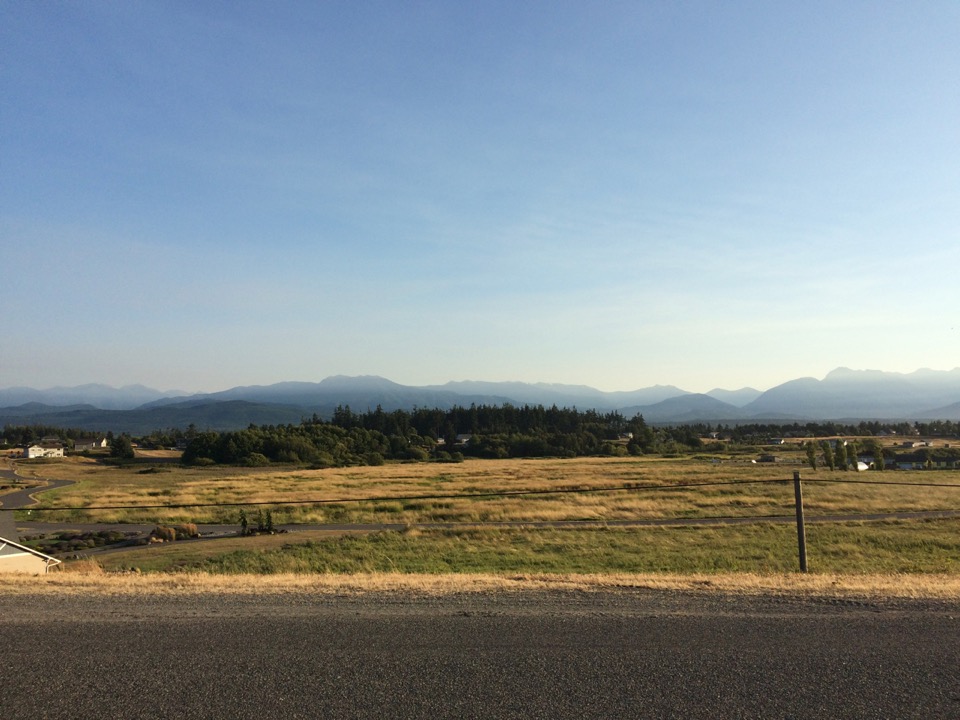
[793,471,808,572]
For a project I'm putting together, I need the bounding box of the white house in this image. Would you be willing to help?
[24,441,64,459]
[74,437,108,452]
[0,536,61,574]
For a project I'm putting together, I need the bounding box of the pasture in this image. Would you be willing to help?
[8,452,960,577]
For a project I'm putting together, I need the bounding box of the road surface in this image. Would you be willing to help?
[1,588,957,719]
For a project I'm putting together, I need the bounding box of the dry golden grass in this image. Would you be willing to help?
[133,449,182,460]
[21,455,960,526]
[2,569,958,600]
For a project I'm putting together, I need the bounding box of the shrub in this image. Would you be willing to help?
[309,452,336,469]
[405,447,429,461]
[151,526,177,542]
[172,523,199,540]
[364,451,385,466]
[243,453,270,467]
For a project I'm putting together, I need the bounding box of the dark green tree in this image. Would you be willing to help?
[846,440,860,470]
[110,434,135,460]
[833,440,848,471]
[821,441,835,471]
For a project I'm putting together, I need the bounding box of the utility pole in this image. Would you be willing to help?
[793,471,808,572]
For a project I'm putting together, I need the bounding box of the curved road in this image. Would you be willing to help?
[0,479,76,510]
[1,589,958,718]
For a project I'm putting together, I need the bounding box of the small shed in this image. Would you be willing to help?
[0,536,61,574]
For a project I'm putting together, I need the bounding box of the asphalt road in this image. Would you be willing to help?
[1,590,958,719]
[0,479,75,510]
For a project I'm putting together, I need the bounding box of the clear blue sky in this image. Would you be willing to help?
[2,1,958,394]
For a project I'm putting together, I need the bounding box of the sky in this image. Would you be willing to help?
[2,1,959,394]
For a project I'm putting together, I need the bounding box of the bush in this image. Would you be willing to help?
[364,452,385,466]
[172,523,199,540]
[151,526,177,542]
[243,453,270,467]
[309,452,337,469]
[600,442,628,457]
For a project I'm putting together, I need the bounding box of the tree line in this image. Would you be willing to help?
[3,409,959,468]
[178,405,685,466]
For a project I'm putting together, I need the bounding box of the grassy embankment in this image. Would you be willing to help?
[8,453,960,577]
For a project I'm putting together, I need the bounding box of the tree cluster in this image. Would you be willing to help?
[176,404,709,467]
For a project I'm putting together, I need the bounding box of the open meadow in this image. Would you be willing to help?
[13,452,960,525]
[7,451,960,579]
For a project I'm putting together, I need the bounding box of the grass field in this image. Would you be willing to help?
[88,519,960,575]
[6,453,960,580]
[11,455,960,526]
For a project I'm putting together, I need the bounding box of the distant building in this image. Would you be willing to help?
[74,437,108,452]
[889,452,960,470]
[24,441,64,459]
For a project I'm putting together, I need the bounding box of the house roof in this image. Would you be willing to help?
[0,535,62,570]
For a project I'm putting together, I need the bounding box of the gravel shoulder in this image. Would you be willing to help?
[3,584,958,624]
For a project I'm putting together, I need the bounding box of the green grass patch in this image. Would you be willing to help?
[88,518,960,575]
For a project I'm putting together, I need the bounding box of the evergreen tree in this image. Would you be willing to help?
[833,440,848,471]
[110,434,135,460]
[821,441,835,470]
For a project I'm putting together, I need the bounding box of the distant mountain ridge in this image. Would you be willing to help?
[740,367,960,420]
[2,368,959,433]
[0,383,178,410]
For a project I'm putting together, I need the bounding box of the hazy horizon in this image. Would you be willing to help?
[3,3,958,395]
[4,365,960,399]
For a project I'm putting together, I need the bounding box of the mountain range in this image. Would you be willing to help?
[2,368,960,434]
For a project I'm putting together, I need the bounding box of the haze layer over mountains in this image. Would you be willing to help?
[2,368,959,434]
